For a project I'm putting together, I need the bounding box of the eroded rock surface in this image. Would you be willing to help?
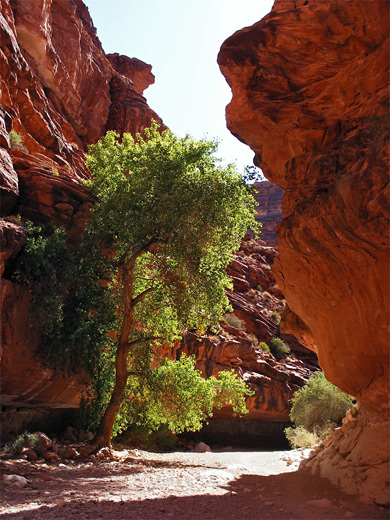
[253,181,283,247]
[219,0,389,504]
[0,0,163,412]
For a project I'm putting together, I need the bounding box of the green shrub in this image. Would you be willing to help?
[5,432,44,455]
[270,311,281,323]
[269,338,290,360]
[284,426,319,449]
[289,371,354,432]
[6,434,26,455]
[259,341,271,354]
[9,130,23,149]
[224,313,245,331]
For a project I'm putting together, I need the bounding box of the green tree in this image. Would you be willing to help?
[85,122,259,448]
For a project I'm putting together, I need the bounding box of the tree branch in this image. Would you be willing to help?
[131,286,154,307]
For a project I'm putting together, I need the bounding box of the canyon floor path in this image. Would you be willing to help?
[0,448,387,520]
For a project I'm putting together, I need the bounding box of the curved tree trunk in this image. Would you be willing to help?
[92,346,129,449]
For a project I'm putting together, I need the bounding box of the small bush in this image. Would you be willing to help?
[270,311,281,323]
[224,313,245,330]
[6,434,26,455]
[9,130,23,149]
[289,371,354,432]
[8,130,27,152]
[285,426,319,449]
[5,432,44,455]
[269,338,290,360]
[259,341,271,354]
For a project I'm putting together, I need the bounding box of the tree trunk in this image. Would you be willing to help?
[92,256,149,450]
[93,346,129,449]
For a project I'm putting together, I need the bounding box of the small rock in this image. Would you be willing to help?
[243,487,252,493]
[22,448,38,461]
[97,447,112,459]
[264,501,274,506]
[55,498,65,506]
[307,498,334,508]
[42,451,58,461]
[3,474,28,488]
[194,442,211,453]
[62,446,79,459]
[79,444,96,457]
[344,512,354,518]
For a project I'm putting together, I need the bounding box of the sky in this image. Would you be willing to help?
[83,0,274,173]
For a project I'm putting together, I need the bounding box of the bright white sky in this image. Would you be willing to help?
[83,0,274,173]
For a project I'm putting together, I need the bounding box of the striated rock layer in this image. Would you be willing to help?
[253,181,283,247]
[219,0,389,504]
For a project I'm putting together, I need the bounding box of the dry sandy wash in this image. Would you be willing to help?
[0,448,387,520]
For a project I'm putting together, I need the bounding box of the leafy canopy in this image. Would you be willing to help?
[85,121,260,337]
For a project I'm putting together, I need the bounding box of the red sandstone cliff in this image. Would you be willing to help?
[253,181,283,247]
[0,0,163,411]
[219,0,389,504]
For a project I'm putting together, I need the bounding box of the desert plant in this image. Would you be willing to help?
[269,338,290,360]
[284,426,319,449]
[284,371,354,448]
[224,313,245,330]
[259,341,271,354]
[270,311,281,323]
[289,371,354,432]
[8,130,23,149]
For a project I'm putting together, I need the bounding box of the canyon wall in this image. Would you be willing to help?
[0,0,163,415]
[218,0,389,504]
[0,0,316,441]
[253,181,283,247]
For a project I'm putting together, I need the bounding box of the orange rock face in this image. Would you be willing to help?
[219,0,389,503]
[253,181,283,247]
[0,0,163,411]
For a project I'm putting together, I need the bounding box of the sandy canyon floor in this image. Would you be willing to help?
[0,448,387,520]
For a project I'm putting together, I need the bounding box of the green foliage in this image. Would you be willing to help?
[223,313,245,331]
[5,432,46,455]
[84,121,259,442]
[269,338,290,360]
[14,222,118,376]
[85,121,259,336]
[289,371,354,433]
[6,434,26,455]
[284,426,319,449]
[259,342,271,354]
[114,355,253,436]
[8,130,23,150]
[13,222,118,430]
[270,311,281,323]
